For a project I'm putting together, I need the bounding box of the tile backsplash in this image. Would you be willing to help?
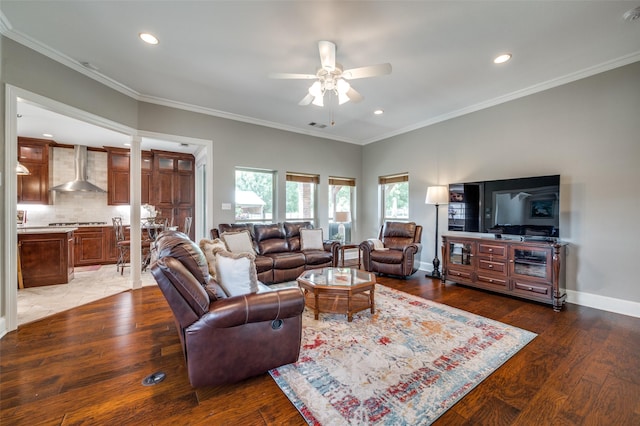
[18,146,132,226]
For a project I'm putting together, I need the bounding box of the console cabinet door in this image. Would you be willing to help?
[444,239,475,284]
[509,245,553,282]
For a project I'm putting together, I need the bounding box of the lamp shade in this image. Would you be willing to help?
[335,211,351,223]
[425,185,449,205]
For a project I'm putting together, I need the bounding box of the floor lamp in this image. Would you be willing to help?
[425,185,449,278]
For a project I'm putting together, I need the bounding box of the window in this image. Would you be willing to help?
[329,177,355,242]
[380,173,409,222]
[286,172,318,222]
[235,168,275,222]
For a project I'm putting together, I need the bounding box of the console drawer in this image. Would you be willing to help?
[446,268,473,284]
[477,274,508,288]
[512,279,552,301]
[478,259,507,275]
[478,243,507,258]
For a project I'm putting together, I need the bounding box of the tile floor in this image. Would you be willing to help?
[17,264,157,326]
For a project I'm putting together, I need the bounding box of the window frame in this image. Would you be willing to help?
[379,173,410,224]
[285,172,319,224]
[234,167,276,223]
[329,176,356,242]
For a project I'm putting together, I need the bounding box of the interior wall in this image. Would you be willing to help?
[137,102,363,236]
[1,38,138,128]
[362,61,640,304]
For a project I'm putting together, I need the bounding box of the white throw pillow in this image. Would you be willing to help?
[221,230,256,255]
[368,238,389,251]
[300,228,324,250]
[199,238,227,279]
[215,250,259,296]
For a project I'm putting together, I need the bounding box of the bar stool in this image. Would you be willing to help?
[183,216,193,237]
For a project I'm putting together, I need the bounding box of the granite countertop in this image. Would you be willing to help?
[17,226,78,234]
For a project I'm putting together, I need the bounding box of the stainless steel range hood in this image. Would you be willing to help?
[51,145,107,193]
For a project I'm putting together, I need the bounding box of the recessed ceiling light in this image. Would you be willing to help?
[374,109,384,115]
[42,133,53,138]
[494,53,512,64]
[139,32,159,45]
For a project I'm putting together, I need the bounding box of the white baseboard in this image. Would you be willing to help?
[566,290,639,318]
[419,263,639,318]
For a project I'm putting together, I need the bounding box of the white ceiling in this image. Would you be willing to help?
[2,1,640,145]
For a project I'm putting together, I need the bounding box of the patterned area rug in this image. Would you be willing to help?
[270,285,536,425]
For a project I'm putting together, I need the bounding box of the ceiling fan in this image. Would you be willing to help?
[270,41,392,107]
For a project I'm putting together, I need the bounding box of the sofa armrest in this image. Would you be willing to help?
[323,240,341,266]
[402,243,421,257]
[192,287,304,330]
[359,241,374,271]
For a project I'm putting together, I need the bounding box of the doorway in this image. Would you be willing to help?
[3,86,213,334]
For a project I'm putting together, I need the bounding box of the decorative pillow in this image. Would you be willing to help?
[368,238,389,251]
[300,228,324,250]
[214,250,259,297]
[199,238,227,279]
[221,230,256,255]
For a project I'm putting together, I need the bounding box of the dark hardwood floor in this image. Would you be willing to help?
[2,274,639,425]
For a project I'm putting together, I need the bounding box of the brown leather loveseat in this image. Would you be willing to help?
[360,221,423,278]
[211,222,339,284]
[151,230,305,387]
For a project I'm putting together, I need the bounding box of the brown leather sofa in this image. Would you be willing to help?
[211,222,339,284]
[360,221,423,278]
[150,230,305,388]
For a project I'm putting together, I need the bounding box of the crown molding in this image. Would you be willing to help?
[138,93,359,145]
[364,51,640,145]
[3,11,638,148]
[1,22,358,145]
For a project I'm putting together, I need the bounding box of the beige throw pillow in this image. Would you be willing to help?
[221,230,256,255]
[199,238,227,279]
[300,228,324,250]
[214,250,259,297]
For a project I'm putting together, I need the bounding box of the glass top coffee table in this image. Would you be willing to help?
[297,267,376,322]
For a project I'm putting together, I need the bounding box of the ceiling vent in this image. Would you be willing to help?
[308,122,327,129]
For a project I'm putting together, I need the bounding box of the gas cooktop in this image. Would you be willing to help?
[48,221,108,227]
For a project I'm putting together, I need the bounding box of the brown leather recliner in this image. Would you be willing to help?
[150,231,305,388]
[360,222,423,278]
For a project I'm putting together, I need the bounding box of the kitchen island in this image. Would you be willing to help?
[18,227,76,288]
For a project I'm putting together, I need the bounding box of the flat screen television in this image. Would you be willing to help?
[448,175,560,239]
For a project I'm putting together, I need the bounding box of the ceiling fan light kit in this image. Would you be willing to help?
[272,41,391,108]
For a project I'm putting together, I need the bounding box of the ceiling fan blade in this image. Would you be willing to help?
[269,72,317,79]
[319,40,336,71]
[342,63,392,79]
[346,87,363,103]
[298,93,314,106]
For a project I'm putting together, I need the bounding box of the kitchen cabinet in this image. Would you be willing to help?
[18,229,74,287]
[442,235,567,311]
[153,150,195,239]
[106,148,153,206]
[17,137,51,204]
[73,226,128,266]
[74,227,107,266]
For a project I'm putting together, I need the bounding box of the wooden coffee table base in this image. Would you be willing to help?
[301,286,375,322]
